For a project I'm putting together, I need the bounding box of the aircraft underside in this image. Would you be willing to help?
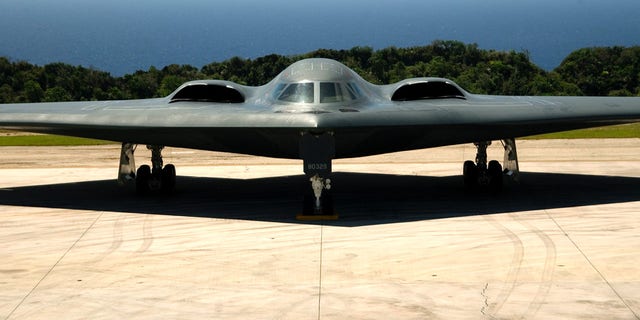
[117,132,521,216]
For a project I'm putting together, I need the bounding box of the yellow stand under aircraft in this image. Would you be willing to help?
[2,58,640,214]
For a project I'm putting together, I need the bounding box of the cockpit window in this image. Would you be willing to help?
[346,82,361,99]
[275,81,362,104]
[277,82,314,103]
[320,83,342,103]
[320,82,360,103]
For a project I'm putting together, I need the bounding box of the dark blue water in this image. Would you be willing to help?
[0,0,639,76]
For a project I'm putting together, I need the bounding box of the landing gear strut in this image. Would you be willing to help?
[310,174,331,209]
[117,143,176,194]
[303,174,334,215]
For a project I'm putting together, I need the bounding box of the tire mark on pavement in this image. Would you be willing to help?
[136,214,154,253]
[88,214,124,263]
[483,215,524,318]
[513,214,557,319]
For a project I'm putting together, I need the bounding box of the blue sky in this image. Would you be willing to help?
[0,0,638,75]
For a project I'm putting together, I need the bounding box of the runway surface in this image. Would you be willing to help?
[1,139,639,319]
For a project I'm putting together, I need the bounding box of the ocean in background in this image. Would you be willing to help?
[0,0,639,76]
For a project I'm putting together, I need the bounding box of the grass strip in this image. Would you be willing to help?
[0,134,114,146]
[525,123,640,139]
[0,123,639,146]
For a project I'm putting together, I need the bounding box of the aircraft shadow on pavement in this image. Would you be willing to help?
[1,172,639,227]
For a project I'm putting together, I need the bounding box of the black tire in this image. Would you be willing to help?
[136,165,151,195]
[320,191,334,215]
[488,160,503,191]
[161,164,176,193]
[463,160,478,189]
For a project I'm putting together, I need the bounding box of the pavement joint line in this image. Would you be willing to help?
[317,224,324,320]
[544,209,640,320]
[4,211,104,320]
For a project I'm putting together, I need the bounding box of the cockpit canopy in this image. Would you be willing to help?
[273,81,362,104]
[267,58,368,105]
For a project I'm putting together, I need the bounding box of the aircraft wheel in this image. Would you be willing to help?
[303,194,314,214]
[320,192,334,215]
[463,160,478,189]
[161,164,176,193]
[136,165,151,195]
[488,160,503,191]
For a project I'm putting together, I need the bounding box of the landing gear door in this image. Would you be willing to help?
[118,143,136,185]
[502,138,520,182]
[300,132,335,177]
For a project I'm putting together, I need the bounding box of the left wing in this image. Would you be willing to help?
[0,95,321,158]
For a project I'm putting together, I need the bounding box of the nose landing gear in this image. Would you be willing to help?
[299,132,337,219]
[301,174,334,217]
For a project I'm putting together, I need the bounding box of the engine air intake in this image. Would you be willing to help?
[392,81,465,101]
[171,84,245,103]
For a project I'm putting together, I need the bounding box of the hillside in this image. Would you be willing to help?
[1,40,639,104]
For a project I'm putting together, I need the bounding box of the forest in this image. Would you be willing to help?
[0,40,639,104]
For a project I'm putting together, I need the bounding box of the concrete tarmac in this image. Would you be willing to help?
[1,139,639,319]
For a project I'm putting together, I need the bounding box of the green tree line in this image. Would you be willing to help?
[1,40,639,103]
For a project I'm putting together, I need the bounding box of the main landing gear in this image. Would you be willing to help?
[463,139,520,192]
[118,143,176,194]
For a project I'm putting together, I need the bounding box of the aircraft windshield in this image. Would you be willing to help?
[320,82,358,103]
[276,81,362,104]
[277,83,314,103]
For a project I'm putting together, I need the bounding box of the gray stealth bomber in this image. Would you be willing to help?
[2,58,640,212]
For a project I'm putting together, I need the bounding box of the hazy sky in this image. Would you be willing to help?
[1,0,638,74]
